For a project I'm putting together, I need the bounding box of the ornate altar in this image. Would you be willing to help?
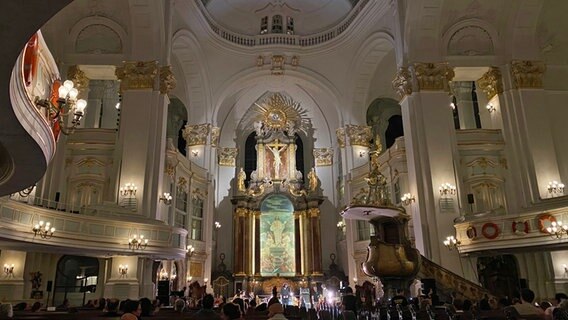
[230,93,324,292]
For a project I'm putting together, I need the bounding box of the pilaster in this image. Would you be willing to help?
[103,256,140,300]
[0,250,26,301]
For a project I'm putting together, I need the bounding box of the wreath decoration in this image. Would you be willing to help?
[512,221,529,235]
[482,222,500,239]
[466,225,477,240]
[538,214,557,233]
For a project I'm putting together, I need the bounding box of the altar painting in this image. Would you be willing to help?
[260,194,295,276]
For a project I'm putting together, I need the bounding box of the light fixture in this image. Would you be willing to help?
[439,183,457,196]
[159,192,172,205]
[32,221,55,239]
[204,278,209,285]
[486,104,496,113]
[214,221,221,229]
[336,220,346,229]
[546,221,568,239]
[450,102,456,110]
[400,193,415,206]
[118,264,128,277]
[187,276,193,282]
[191,150,199,157]
[35,79,87,135]
[128,234,148,250]
[159,269,169,280]
[443,235,461,251]
[359,150,366,158]
[120,183,137,197]
[3,264,14,276]
[186,245,195,256]
[548,181,565,195]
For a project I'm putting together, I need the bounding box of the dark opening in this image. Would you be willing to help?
[294,134,304,182]
[452,96,460,129]
[472,82,482,129]
[385,115,404,149]
[244,132,257,186]
[177,120,187,156]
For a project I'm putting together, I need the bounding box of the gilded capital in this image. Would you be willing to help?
[392,66,413,99]
[218,147,237,166]
[115,61,159,92]
[346,125,372,147]
[236,207,248,217]
[308,208,320,218]
[159,65,176,94]
[182,123,211,146]
[67,65,90,96]
[313,148,333,166]
[477,67,503,100]
[511,60,545,89]
[210,127,220,147]
[336,127,346,148]
[413,62,454,91]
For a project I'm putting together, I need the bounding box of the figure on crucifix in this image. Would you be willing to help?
[267,142,288,179]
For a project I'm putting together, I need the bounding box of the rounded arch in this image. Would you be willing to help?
[347,31,398,124]
[366,97,402,150]
[54,255,100,306]
[68,16,129,56]
[442,18,500,58]
[171,29,213,123]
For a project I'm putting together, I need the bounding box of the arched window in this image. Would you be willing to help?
[244,132,257,186]
[294,134,304,181]
[260,194,295,276]
[286,16,294,35]
[385,115,403,149]
[260,16,268,34]
[54,256,99,306]
[272,15,283,33]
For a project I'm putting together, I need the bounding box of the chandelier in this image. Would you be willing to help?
[35,80,87,135]
[439,183,457,196]
[443,235,460,250]
[32,221,55,239]
[128,234,148,250]
[186,245,195,257]
[120,183,137,197]
[548,181,565,195]
[547,221,568,239]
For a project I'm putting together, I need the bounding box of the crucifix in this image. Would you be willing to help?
[267,139,288,179]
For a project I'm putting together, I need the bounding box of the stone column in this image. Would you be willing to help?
[393,62,463,275]
[302,210,311,275]
[233,207,247,276]
[103,256,140,300]
[294,211,302,275]
[309,207,323,275]
[254,211,261,276]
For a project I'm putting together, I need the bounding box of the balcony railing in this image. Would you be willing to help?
[195,0,370,48]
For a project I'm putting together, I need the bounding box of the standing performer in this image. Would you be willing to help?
[281,283,290,306]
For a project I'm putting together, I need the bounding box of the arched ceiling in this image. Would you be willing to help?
[204,0,352,35]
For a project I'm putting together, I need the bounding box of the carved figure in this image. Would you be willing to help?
[308,168,318,192]
[237,168,246,192]
[268,144,287,178]
[254,121,264,136]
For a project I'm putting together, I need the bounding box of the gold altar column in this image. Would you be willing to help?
[302,210,312,274]
[294,211,302,276]
[308,208,323,275]
[254,211,261,276]
[244,210,253,275]
[234,207,247,276]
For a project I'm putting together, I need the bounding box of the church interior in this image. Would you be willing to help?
[1,0,568,318]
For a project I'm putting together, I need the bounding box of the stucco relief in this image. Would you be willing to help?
[313,148,333,166]
[346,125,372,147]
[392,67,413,99]
[477,67,503,100]
[210,127,220,147]
[336,127,346,148]
[448,26,494,56]
[218,148,238,167]
[67,66,90,97]
[511,60,546,89]
[182,124,211,146]
[115,61,158,91]
[413,62,454,91]
[159,65,176,94]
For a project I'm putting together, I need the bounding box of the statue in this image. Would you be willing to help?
[268,144,287,178]
[237,168,246,192]
[308,168,318,192]
[270,218,286,245]
[254,121,264,136]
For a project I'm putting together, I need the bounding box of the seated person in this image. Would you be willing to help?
[102,299,120,317]
[506,289,544,318]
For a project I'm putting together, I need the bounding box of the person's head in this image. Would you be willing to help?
[555,293,568,305]
[249,300,257,308]
[233,298,244,315]
[202,294,215,309]
[256,302,267,312]
[31,302,41,312]
[268,303,284,317]
[174,299,185,313]
[540,301,552,310]
[222,303,241,320]
[106,299,119,312]
[139,298,153,316]
[0,303,13,318]
[97,298,107,310]
[520,288,536,303]
[123,300,141,316]
[345,286,353,294]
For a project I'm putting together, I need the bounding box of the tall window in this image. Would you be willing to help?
[272,15,283,33]
[244,132,257,186]
[190,194,203,240]
[286,17,294,35]
[175,189,187,228]
[357,220,375,241]
[260,16,268,34]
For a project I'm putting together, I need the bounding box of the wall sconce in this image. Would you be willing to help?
[443,235,461,251]
[215,221,222,229]
[204,278,209,286]
[159,192,172,205]
[548,181,565,195]
[336,220,346,229]
[486,104,496,113]
[191,150,199,157]
[401,193,416,206]
[3,264,14,276]
[358,150,366,158]
[187,276,193,282]
[159,269,169,280]
[128,234,148,250]
[35,80,87,135]
[547,221,568,239]
[120,183,137,197]
[118,264,128,277]
[450,102,456,110]
[32,221,55,239]
[186,245,195,256]
[439,183,457,196]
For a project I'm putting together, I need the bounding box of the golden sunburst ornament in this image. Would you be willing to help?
[251,92,309,131]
